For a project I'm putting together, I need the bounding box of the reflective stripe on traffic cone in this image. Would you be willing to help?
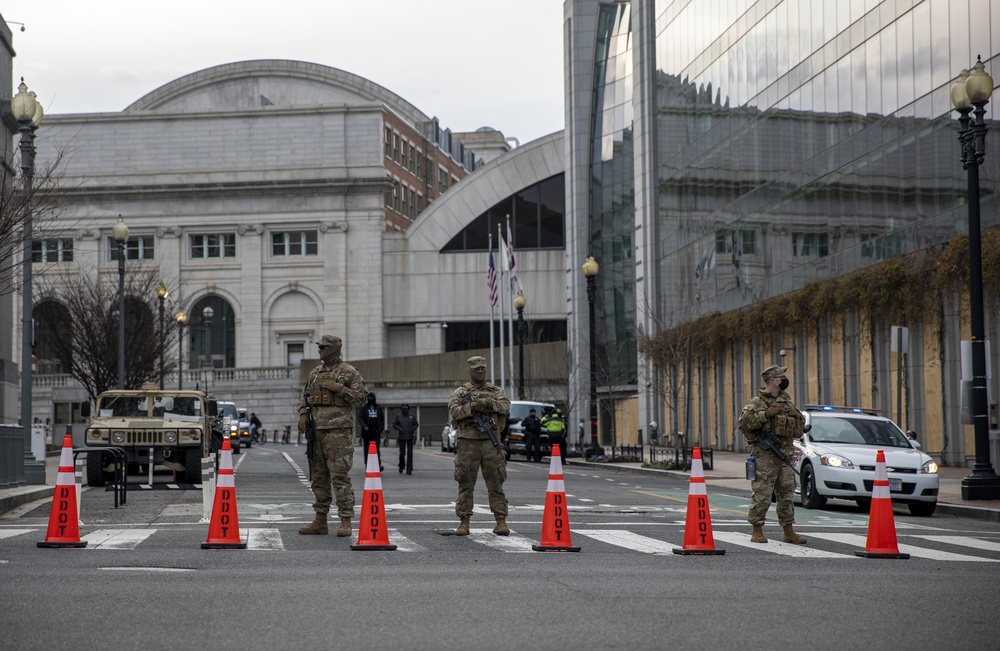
[673,446,724,555]
[202,436,246,549]
[351,441,397,551]
[38,434,87,548]
[532,444,580,552]
[855,449,909,559]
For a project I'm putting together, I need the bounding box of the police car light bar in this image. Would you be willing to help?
[800,404,880,415]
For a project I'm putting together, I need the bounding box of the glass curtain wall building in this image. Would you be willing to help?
[568,0,1000,461]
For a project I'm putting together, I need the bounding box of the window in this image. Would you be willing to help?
[393,183,400,212]
[54,401,88,425]
[715,229,756,255]
[384,126,392,157]
[417,194,424,214]
[417,151,423,180]
[385,186,392,209]
[401,183,408,216]
[286,342,304,367]
[409,188,416,220]
[393,133,399,163]
[792,232,829,257]
[408,144,415,173]
[438,168,448,193]
[190,233,236,259]
[860,233,903,261]
[109,236,154,260]
[271,231,318,256]
[32,238,74,263]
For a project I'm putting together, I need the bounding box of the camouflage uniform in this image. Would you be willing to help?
[299,335,368,526]
[738,364,806,543]
[448,356,511,534]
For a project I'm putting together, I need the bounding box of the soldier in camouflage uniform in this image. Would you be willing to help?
[297,335,368,537]
[738,364,807,545]
[448,356,511,536]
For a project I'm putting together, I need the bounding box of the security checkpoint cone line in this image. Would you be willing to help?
[38,434,87,548]
[351,441,397,551]
[532,444,581,552]
[673,446,725,555]
[202,436,246,549]
[855,449,909,559]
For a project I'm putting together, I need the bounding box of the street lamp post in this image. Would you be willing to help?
[175,311,187,390]
[113,216,130,389]
[156,282,168,389]
[202,305,214,393]
[582,256,600,453]
[951,57,1000,500]
[514,293,526,400]
[13,79,45,485]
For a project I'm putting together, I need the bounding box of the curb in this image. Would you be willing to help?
[0,486,52,517]
[934,502,1000,522]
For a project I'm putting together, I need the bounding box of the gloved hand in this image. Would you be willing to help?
[764,404,782,418]
[474,398,494,414]
[317,378,344,393]
[298,413,307,433]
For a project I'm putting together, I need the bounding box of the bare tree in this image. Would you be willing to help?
[34,266,177,401]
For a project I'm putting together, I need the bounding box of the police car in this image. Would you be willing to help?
[794,405,939,516]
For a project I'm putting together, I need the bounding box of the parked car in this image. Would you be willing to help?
[440,424,457,453]
[216,401,241,454]
[236,408,251,448]
[794,405,939,516]
[505,400,556,460]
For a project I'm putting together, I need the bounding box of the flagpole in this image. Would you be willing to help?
[497,224,506,392]
[488,232,496,385]
[506,215,516,397]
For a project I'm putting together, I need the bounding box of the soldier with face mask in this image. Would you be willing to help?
[297,335,368,537]
[738,364,806,545]
[448,356,511,536]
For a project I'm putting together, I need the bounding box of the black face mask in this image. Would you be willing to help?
[401,408,409,415]
[778,378,789,391]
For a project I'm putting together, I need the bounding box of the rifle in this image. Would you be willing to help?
[304,393,316,470]
[463,392,505,465]
[752,430,800,476]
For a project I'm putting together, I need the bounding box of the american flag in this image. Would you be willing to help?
[487,251,498,307]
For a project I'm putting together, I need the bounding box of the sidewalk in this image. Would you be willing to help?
[0,453,58,517]
[567,448,1000,523]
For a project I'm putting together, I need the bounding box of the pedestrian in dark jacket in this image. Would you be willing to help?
[393,403,419,475]
[522,408,544,462]
[358,392,384,471]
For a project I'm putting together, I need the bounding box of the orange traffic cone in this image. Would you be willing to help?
[673,446,725,555]
[38,434,87,548]
[532,444,580,552]
[855,449,909,559]
[202,436,246,549]
[351,441,397,551]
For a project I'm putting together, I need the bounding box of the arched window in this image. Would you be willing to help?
[188,296,236,368]
[34,299,71,374]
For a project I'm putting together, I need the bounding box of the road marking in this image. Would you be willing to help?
[573,529,675,554]
[0,529,36,540]
[906,535,1000,554]
[245,528,284,551]
[83,529,156,549]
[809,532,1000,562]
[465,529,536,552]
[713,532,857,558]
[386,529,426,552]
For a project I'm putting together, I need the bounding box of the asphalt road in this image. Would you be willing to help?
[2,442,999,650]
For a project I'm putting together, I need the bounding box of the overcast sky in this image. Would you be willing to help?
[6,1,565,145]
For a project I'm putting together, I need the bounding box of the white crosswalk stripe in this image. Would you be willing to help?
[0,529,37,540]
[713,532,857,558]
[573,529,675,554]
[908,535,1000,553]
[82,529,156,549]
[809,532,1000,562]
[245,528,284,551]
[386,529,425,552]
[464,528,536,552]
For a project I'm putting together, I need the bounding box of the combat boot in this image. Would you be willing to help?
[298,514,328,535]
[492,516,510,536]
[782,524,806,544]
[455,517,471,536]
[750,524,767,543]
[336,517,352,538]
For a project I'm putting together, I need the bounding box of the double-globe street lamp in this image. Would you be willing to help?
[950,56,1000,500]
[113,216,130,389]
[514,292,526,400]
[13,79,45,484]
[175,311,187,389]
[156,282,168,389]
[582,256,600,453]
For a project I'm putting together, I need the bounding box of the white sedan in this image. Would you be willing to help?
[794,405,939,516]
[440,425,457,453]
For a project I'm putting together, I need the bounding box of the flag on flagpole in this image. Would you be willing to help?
[506,221,521,295]
[487,251,499,307]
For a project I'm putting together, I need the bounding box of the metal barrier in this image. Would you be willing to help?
[648,446,713,470]
[73,446,128,507]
